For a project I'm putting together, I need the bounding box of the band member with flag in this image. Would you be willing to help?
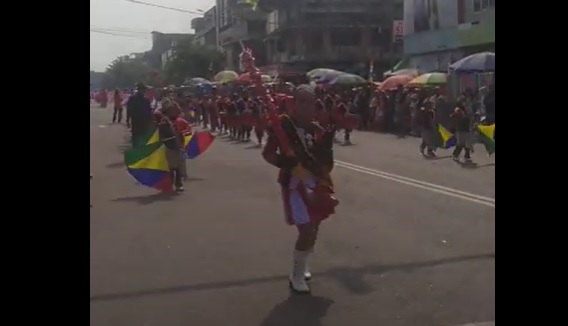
[262,85,338,294]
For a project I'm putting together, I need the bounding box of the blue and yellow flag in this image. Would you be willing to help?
[436,124,456,149]
[477,123,495,155]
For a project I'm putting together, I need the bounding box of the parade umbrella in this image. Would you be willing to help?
[183,131,215,159]
[408,72,448,87]
[236,73,272,84]
[449,52,495,73]
[307,68,339,78]
[214,70,239,83]
[124,141,173,192]
[329,73,366,86]
[308,69,344,83]
[186,77,211,85]
[380,74,414,91]
[384,68,422,78]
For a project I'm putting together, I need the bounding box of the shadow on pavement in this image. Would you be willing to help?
[245,144,261,150]
[111,192,178,205]
[423,155,452,161]
[259,295,334,326]
[459,162,495,169]
[90,253,494,302]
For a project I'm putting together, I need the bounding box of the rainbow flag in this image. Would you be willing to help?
[436,124,456,149]
[183,131,215,159]
[133,125,159,147]
[124,141,172,192]
[477,124,495,155]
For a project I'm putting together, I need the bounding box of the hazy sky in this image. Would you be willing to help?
[90,0,215,72]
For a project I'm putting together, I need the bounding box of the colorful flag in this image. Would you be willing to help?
[477,124,495,155]
[133,125,159,147]
[124,141,173,192]
[436,124,456,149]
[183,131,215,159]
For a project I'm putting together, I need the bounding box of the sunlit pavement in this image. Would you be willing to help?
[90,106,494,326]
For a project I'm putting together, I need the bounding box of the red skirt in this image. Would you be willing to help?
[281,181,338,225]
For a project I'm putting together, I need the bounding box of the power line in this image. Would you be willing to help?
[90,25,151,34]
[90,27,150,36]
[120,0,203,14]
[90,29,150,40]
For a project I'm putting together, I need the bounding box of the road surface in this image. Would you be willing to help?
[90,106,495,326]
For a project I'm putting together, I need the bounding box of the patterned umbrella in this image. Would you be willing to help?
[236,73,272,84]
[449,52,495,73]
[183,131,215,159]
[214,70,239,83]
[124,138,173,192]
[307,68,339,78]
[307,68,344,83]
[379,74,414,91]
[409,73,447,86]
[384,68,423,78]
[329,73,366,86]
[186,77,209,85]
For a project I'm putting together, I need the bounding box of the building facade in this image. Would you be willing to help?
[402,0,495,72]
[215,0,267,70]
[258,0,403,77]
[148,32,194,70]
[192,6,218,48]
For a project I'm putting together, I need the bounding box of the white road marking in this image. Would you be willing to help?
[334,160,495,208]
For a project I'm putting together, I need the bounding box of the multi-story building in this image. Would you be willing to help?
[147,32,194,69]
[257,0,403,77]
[216,0,267,70]
[402,0,495,72]
[192,6,218,48]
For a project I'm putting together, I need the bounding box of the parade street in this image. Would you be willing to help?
[90,106,495,326]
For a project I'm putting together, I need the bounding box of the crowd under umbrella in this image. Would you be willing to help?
[214,70,239,83]
[307,68,340,78]
[380,74,414,91]
[236,72,273,84]
[328,73,366,86]
[449,52,495,73]
[408,72,448,87]
[307,68,345,83]
[185,77,210,85]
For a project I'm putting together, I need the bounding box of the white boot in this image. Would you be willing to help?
[304,249,313,281]
[289,250,311,293]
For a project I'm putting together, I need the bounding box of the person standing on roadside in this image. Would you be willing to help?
[112,89,123,123]
[126,82,153,147]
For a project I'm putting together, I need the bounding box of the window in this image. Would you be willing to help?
[473,0,481,12]
[474,0,492,12]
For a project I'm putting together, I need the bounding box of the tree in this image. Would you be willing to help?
[102,55,154,89]
[163,41,225,85]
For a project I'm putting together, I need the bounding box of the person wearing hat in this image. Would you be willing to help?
[262,84,338,294]
[155,103,188,191]
[126,82,153,147]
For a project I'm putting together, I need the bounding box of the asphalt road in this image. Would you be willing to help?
[90,105,495,326]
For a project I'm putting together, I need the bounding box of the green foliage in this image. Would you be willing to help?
[102,55,153,89]
[163,40,224,85]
